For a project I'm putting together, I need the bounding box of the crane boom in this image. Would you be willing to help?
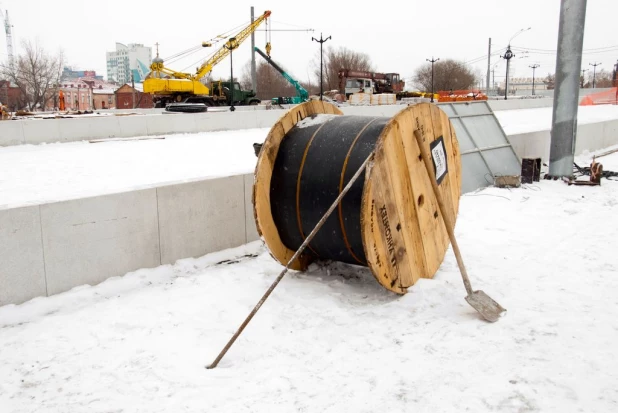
[254,47,308,102]
[0,9,14,67]
[195,11,271,81]
[144,10,271,101]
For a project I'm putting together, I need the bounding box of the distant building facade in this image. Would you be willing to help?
[56,78,118,111]
[0,80,23,111]
[62,67,104,80]
[114,83,153,109]
[106,43,152,85]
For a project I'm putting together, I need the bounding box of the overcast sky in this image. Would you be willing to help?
[1,0,616,87]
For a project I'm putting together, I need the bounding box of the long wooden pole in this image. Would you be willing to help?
[206,150,375,369]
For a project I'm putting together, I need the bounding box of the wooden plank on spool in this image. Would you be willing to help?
[361,103,461,290]
[253,101,344,270]
[366,145,415,293]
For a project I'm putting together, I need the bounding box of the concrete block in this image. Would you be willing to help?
[22,119,62,145]
[0,121,25,146]
[117,115,149,137]
[55,117,122,142]
[0,206,47,305]
[601,120,618,149]
[193,112,229,132]
[146,113,198,135]
[157,176,246,265]
[576,122,605,155]
[487,99,553,112]
[40,189,160,296]
[244,173,259,242]
[254,111,284,129]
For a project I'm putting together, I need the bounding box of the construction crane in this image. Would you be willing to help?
[144,10,271,107]
[254,46,309,104]
[0,7,14,67]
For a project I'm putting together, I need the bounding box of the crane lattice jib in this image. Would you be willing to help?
[193,10,271,81]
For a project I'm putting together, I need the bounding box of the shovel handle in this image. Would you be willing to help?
[413,129,473,296]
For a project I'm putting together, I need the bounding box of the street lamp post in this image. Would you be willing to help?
[529,64,539,95]
[224,37,237,111]
[312,33,331,100]
[501,47,514,100]
[501,27,531,100]
[581,69,588,88]
[426,57,439,102]
[589,62,601,88]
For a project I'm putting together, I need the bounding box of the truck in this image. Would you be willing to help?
[143,11,271,108]
[338,69,405,98]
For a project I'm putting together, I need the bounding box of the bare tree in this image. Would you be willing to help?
[413,59,477,92]
[240,59,317,101]
[311,46,374,92]
[0,40,64,111]
[585,69,614,88]
[544,73,555,90]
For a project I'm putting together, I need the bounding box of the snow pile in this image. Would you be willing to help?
[295,113,339,129]
[1,151,617,412]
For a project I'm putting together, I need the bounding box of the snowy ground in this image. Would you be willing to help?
[2,105,618,209]
[0,128,268,209]
[1,149,617,412]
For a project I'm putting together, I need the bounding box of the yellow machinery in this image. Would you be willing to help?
[144,11,271,106]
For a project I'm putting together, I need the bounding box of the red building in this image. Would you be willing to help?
[0,80,25,111]
[114,84,153,109]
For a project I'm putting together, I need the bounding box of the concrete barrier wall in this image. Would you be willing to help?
[0,174,257,306]
[1,98,579,147]
[507,119,618,161]
[486,99,553,111]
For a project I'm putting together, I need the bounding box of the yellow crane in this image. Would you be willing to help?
[144,10,272,107]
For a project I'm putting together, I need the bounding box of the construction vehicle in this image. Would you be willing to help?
[254,46,309,104]
[338,69,405,98]
[144,11,272,108]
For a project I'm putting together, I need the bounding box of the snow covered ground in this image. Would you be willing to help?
[2,105,618,209]
[1,146,617,411]
[0,128,268,209]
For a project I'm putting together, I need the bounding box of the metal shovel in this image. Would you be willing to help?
[413,130,506,322]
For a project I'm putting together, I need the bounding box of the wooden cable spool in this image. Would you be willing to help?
[253,101,461,294]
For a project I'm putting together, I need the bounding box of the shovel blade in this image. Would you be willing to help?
[465,290,506,322]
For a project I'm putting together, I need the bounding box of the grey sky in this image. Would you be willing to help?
[1,0,616,87]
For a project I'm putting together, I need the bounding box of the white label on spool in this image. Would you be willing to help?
[430,136,448,185]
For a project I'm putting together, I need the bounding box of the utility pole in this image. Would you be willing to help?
[224,37,237,111]
[250,7,257,94]
[580,68,588,88]
[529,64,540,95]
[312,33,331,100]
[131,72,136,109]
[486,38,491,95]
[500,47,514,100]
[492,68,495,92]
[426,57,439,103]
[548,0,587,178]
[589,62,601,88]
